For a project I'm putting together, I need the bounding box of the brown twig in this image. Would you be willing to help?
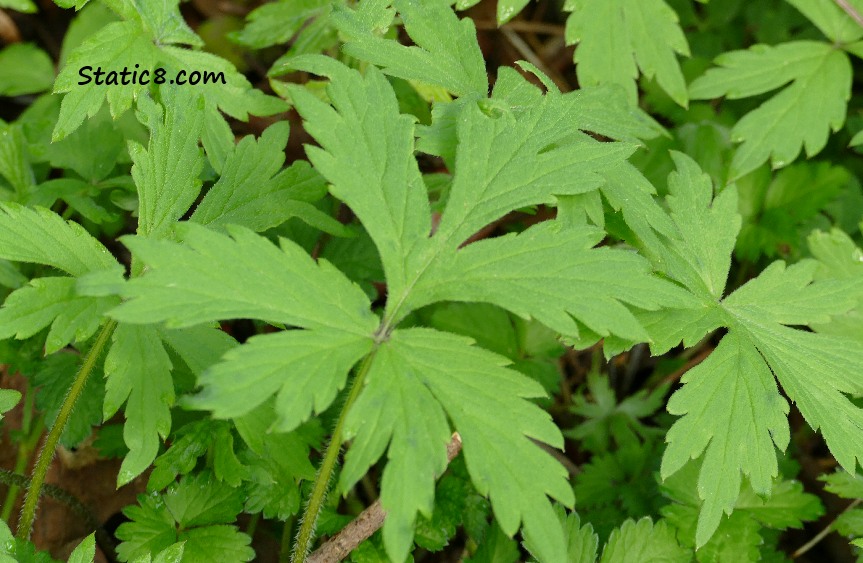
[533,439,581,477]
[500,28,570,92]
[792,498,863,558]
[657,346,714,389]
[307,433,463,563]
[0,9,21,44]
[835,0,863,29]
[0,468,117,561]
[474,20,565,36]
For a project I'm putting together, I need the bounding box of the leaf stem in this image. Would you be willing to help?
[292,350,378,563]
[1,382,44,523]
[835,0,863,29]
[16,319,117,541]
[307,433,463,563]
[792,498,863,558]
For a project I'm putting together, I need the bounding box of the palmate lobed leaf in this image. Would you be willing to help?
[564,0,691,107]
[118,13,687,561]
[689,41,852,179]
[112,223,378,335]
[116,473,253,563]
[598,517,689,563]
[52,0,286,141]
[287,55,676,334]
[230,0,330,49]
[661,459,823,561]
[0,203,119,277]
[0,277,118,353]
[186,328,374,431]
[646,153,863,547]
[341,329,573,562]
[104,324,175,486]
[334,0,487,97]
[130,88,205,240]
[808,228,863,340]
[189,121,343,235]
[410,222,687,343]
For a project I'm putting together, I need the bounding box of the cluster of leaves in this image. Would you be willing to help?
[0,0,862,561]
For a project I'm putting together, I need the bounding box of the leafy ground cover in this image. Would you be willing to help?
[0,0,863,561]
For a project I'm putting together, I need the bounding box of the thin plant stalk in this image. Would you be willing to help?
[292,351,377,563]
[16,319,117,541]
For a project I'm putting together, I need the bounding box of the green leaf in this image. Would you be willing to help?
[67,534,95,563]
[112,223,378,335]
[665,506,762,563]
[467,522,520,563]
[132,0,201,45]
[342,328,573,563]
[191,122,339,234]
[187,328,372,430]
[662,462,822,561]
[231,0,329,49]
[410,222,683,343]
[0,0,37,13]
[160,46,288,121]
[573,440,665,541]
[129,542,185,563]
[178,525,253,563]
[497,0,530,24]
[650,154,863,547]
[104,324,174,486]
[44,108,126,183]
[427,95,635,250]
[130,89,205,239]
[158,325,237,379]
[836,509,863,538]
[735,479,824,529]
[568,372,666,453]
[564,0,691,106]
[785,0,863,43]
[821,470,863,499]
[524,509,598,563]
[164,472,244,527]
[287,57,431,303]
[414,470,474,552]
[290,57,663,338]
[53,0,285,141]
[808,229,863,340]
[0,122,33,195]
[599,518,689,563]
[0,44,54,96]
[233,400,318,482]
[0,203,119,276]
[52,20,155,141]
[736,162,849,261]
[0,277,119,353]
[0,389,21,423]
[148,420,234,491]
[689,41,852,179]
[34,352,104,447]
[117,474,253,563]
[116,495,177,562]
[333,0,487,96]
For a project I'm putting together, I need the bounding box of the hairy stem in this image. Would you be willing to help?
[0,467,118,560]
[16,319,117,541]
[292,350,378,563]
[1,381,44,523]
[307,433,463,563]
